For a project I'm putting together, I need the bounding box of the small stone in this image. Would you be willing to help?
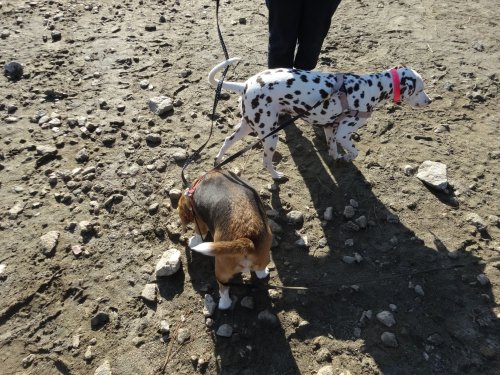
[354,215,367,229]
[102,135,116,147]
[148,203,159,214]
[203,294,217,317]
[376,311,396,327]
[295,235,309,247]
[258,310,278,326]
[22,354,36,368]
[315,348,332,363]
[145,133,162,146]
[72,334,80,349]
[477,274,490,286]
[466,213,488,232]
[241,296,254,309]
[75,148,89,163]
[387,214,400,224]
[414,284,425,296]
[72,245,83,256]
[91,312,110,329]
[141,283,157,303]
[94,360,112,375]
[145,24,157,32]
[381,332,398,347]
[140,79,150,89]
[155,249,181,277]
[416,160,448,192]
[51,30,62,41]
[342,256,355,264]
[349,199,359,208]
[9,202,25,219]
[160,320,170,334]
[216,324,233,337]
[345,239,354,247]
[317,366,335,375]
[84,346,93,361]
[148,96,173,116]
[427,333,444,346]
[343,205,355,219]
[40,231,60,256]
[286,211,304,226]
[403,165,415,176]
[177,328,190,344]
[0,264,6,276]
[479,344,496,359]
[36,145,57,156]
[324,207,334,221]
[4,61,23,80]
[169,188,182,204]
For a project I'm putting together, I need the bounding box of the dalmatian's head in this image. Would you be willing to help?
[397,67,432,108]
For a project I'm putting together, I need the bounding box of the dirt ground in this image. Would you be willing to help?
[1,0,499,374]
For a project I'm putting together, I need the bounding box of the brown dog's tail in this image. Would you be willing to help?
[191,238,254,257]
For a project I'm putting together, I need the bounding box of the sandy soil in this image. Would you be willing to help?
[0,0,499,374]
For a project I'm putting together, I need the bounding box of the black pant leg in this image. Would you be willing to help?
[294,0,342,70]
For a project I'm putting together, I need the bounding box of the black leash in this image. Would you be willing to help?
[181,0,230,188]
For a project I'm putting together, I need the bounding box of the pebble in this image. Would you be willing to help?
[476,274,490,286]
[36,145,57,156]
[414,284,425,296]
[177,328,190,344]
[323,207,333,221]
[4,61,23,80]
[141,283,157,303]
[376,311,396,327]
[139,79,150,89]
[317,366,335,375]
[216,324,233,337]
[349,199,359,208]
[145,133,162,146]
[427,333,444,346]
[22,354,36,368]
[0,264,6,276]
[286,210,304,226]
[84,346,93,361]
[416,160,449,192]
[466,212,487,232]
[160,320,170,334]
[203,294,217,317]
[91,312,110,329]
[241,296,254,309]
[9,202,25,219]
[75,148,90,163]
[345,239,354,247]
[355,215,367,229]
[155,249,181,277]
[72,334,80,349]
[257,310,278,326]
[51,30,62,41]
[94,360,112,375]
[295,235,309,247]
[342,255,355,264]
[343,205,355,219]
[315,348,332,363]
[148,96,173,116]
[40,231,60,256]
[403,165,415,176]
[381,331,398,347]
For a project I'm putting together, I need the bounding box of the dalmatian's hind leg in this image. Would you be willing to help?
[215,118,253,164]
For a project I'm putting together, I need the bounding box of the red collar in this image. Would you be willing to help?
[389,68,400,103]
[184,176,203,197]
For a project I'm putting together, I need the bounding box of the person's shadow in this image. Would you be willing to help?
[183,121,497,375]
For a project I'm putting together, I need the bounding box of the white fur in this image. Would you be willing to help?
[188,234,204,249]
[218,288,232,310]
[255,267,270,279]
[191,242,215,256]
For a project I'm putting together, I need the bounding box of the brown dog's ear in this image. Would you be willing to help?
[177,194,194,228]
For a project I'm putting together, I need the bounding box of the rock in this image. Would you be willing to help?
[145,133,162,146]
[51,30,62,41]
[72,245,83,256]
[381,331,398,347]
[94,360,112,375]
[140,79,150,89]
[427,333,444,346]
[203,294,217,317]
[376,311,396,327]
[466,213,488,232]
[0,264,6,276]
[414,284,425,296]
[216,324,233,337]
[72,334,80,349]
[177,328,190,344]
[416,160,448,192]
[403,164,415,176]
[160,320,170,334]
[295,235,308,247]
[22,354,36,368]
[324,207,334,221]
[36,145,57,156]
[342,256,355,264]
[286,210,304,226]
[241,296,254,309]
[257,309,278,326]
[102,135,116,147]
[4,61,23,80]
[317,366,335,375]
[75,148,90,163]
[148,96,173,116]
[168,188,182,204]
[479,344,496,359]
[172,149,188,162]
[9,202,25,219]
[141,283,157,303]
[155,249,181,277]
[40,231,60,256]
[355,215,367,229]
[343,205,355,219]
[315,348,332,363]
[84,346,93,361]
[91,312,110,329]
[477,274,490,286]
[345,238,354,247]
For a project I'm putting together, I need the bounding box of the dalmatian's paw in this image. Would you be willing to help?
[188,234,203,249]
[271,170,287,181]
[255,267,270,279]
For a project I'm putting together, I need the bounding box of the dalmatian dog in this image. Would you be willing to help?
[208,58,431,180]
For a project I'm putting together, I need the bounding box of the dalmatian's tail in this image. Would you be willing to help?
[208,58,245,94]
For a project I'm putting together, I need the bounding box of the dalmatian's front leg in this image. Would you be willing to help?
[215,118,253,164]
[323,125,340,160]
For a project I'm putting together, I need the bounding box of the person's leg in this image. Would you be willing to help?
[266,0,302,68]
[294,0,342,70]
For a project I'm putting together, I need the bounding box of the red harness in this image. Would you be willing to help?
[389,68,401,103]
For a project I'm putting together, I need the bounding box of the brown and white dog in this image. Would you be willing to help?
[209,58,431,180]
[178,169,272,309]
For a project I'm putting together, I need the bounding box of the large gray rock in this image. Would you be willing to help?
[94,360,112,375]
[40,231,60,256]
[148,96,173,116]
[416,160,448,192]
[155,249,181,277]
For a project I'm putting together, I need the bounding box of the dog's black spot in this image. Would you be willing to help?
[261,131,265,134]
[384,72,391,78]
[293,99,300,104]
[254,112,261,123]
[347,87,353,95]
[320,110,326,115]
[360,91,365,99]
[353,99,360,108]
[251,96,260,109]
[367,79,373,87]
[313,76,321,84]
[323,100,330,109]
[300,74,309,83]
[270,147,275,152]
[377,82,383,91]
[259,123,265,128]
[366,103,373,111]
[325,81,334,88]
[294,90,301,95]
[285,94,293,99]
[256,76,265,87]
[266,96,273,103]
[320,89,329,99]
[354,83,360,92]
[371,96,376,102]
[266,111,271,117]
[286,78,295,88]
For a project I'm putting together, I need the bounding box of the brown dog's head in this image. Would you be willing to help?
[177,191,195,230]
